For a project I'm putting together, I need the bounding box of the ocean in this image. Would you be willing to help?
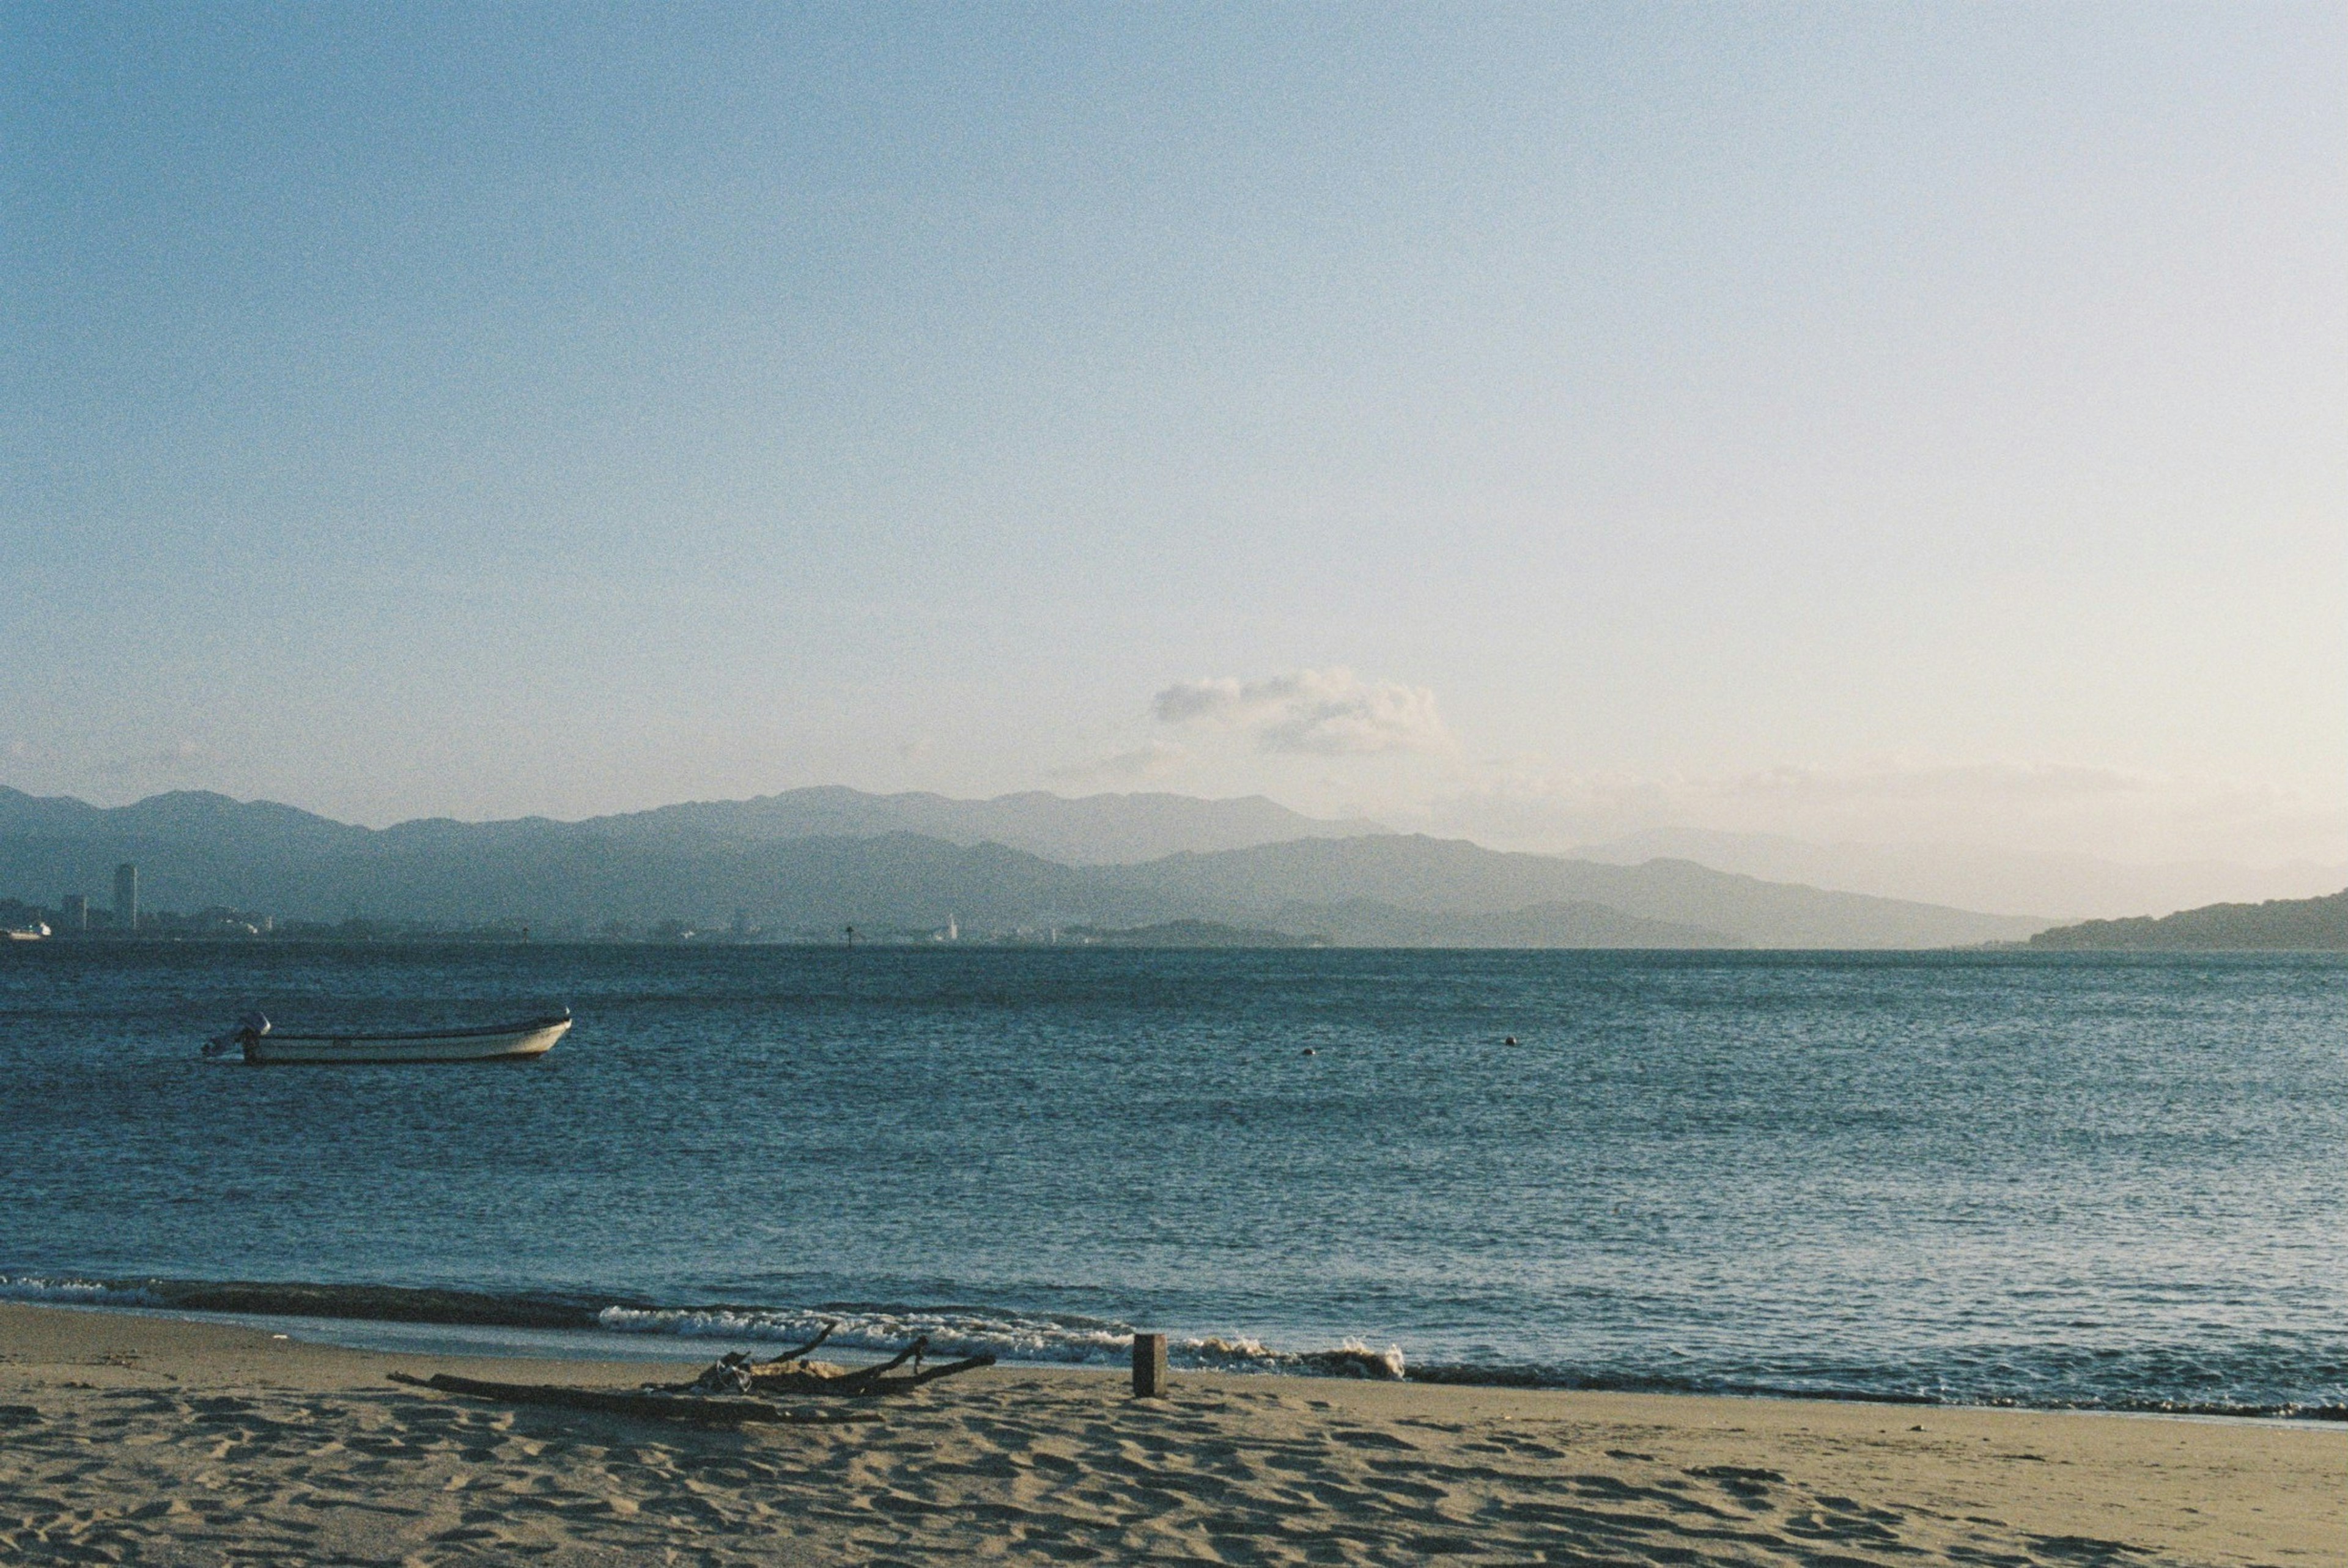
[2,943,2342,1416]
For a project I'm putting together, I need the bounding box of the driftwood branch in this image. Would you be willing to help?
[824,1335,927,1390]
[758,1320,836,1365]
[892,1352,998,1389]
[752,1336,999,1397]
[386,1371,876,1426]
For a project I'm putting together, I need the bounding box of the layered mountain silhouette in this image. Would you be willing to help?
[580,786,1389,864]
[1573,825,2348,921]
[0,786,2051,948]
[2027,888,2348,951]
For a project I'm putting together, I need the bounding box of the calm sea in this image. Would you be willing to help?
[2,943,2342,1415]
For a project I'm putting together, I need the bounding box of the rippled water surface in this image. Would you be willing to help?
[2,944,2342,1411]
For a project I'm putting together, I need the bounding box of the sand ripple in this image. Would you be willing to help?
[1,1305,2337,1566]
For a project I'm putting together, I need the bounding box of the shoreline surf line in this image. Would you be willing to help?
[6,1273,2346,1422]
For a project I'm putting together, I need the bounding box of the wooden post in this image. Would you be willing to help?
[1131,1332,1168,1398]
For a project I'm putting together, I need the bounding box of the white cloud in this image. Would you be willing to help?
[1152,668,1453,757]
[1115,669,2339,869]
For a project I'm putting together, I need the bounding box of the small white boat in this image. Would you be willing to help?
[208,1010,570,1065]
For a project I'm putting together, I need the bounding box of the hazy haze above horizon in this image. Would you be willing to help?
[4,3,2340,869]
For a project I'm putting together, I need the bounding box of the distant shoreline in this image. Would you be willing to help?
[13,935,2348,952]
[9,1278,2346,1423]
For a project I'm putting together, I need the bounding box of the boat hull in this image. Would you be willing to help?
[242,1017,570,1065]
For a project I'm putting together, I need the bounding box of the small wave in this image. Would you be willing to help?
[594,1304,1132,1364]
[0,1273,1405,1382]
[0,1275,163,1308]
[1193,1336,1406,1380]
[0,1275,607,1330]
[1398,1363,2348,1419]
[10,1273,2335,1416]
[594,1305,1406,1378]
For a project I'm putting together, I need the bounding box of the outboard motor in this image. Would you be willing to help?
[204,1012,271,1059]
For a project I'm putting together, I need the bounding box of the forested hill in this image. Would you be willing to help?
[2027,889,2348,951]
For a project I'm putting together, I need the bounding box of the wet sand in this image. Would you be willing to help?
[0,1301,2338,1565]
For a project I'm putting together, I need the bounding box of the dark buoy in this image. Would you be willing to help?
[1504,1035,1520,1046]
[1302,1047,1317,1056]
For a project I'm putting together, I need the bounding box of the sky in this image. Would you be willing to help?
[3,2,2342,868]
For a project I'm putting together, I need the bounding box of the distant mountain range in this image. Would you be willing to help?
[1098,834,2037,948]
[1571,826,2348,921]
[0,787,2052,949]
[2027,888,2348,951]
[578,786,1390,864]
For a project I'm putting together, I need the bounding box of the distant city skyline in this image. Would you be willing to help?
[4,4,2339,869]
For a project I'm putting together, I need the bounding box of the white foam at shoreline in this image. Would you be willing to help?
[0,1274,1405,1378]
[0,1275,161,1308]
[591,1304,1405,1378]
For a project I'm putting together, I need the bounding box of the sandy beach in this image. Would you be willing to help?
[0,1303,2338,1566]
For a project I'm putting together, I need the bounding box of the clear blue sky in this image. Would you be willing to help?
[4,2,2340,863]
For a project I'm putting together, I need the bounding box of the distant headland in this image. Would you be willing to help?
[2026,888,2348,951]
